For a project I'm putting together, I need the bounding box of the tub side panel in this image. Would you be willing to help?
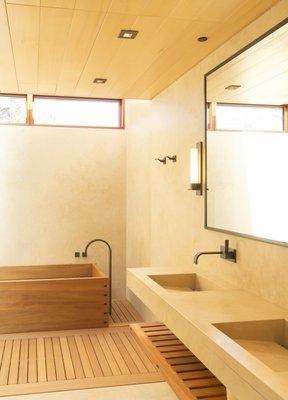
[0,277,108,333]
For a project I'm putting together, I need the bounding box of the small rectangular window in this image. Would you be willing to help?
[33,96,122,128]
[216,103,284,131]
[0,95,27,124]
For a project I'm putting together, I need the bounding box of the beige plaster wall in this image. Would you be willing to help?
[0,125,126,298]
[126,0,288,310]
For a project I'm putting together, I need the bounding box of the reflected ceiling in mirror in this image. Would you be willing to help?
[205,19,288,246]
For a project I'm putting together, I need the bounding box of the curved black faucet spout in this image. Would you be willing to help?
[194,251,222,264]
[82,239,112,315]
[193,239,237,264]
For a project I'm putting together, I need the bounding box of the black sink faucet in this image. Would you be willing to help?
[193,240,236,264]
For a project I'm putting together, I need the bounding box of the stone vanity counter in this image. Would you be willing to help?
[127,267,288,400]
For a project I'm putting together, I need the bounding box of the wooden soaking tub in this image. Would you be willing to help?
[0,263,108,333]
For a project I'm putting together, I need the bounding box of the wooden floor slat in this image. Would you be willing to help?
[52,337,66,381]
[28,339,37,384]
[89,335,112,377]
[0,325,162,397]
[8,340,21,385]
[109,299,144,325]
[67,337,84,380]
[81,335,103,377]
[18,339,28,384]
[131,323,227,400]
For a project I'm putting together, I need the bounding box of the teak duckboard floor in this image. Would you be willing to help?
[109,299,144,325]
[0,325,162,397]
[131,323,227,400]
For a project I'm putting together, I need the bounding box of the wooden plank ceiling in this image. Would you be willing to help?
[0,0,280,99]
[207,22,288,105]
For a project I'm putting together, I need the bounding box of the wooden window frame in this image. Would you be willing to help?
[0,94,124,129]
[32,95,124,129]
[207,102,285,133]
[0,93,28,126]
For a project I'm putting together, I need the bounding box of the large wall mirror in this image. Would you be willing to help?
[205,19,288,246]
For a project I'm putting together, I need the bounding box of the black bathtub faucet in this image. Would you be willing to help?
[75,239,112,315]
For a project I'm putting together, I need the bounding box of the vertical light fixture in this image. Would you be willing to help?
[189,142,203,195]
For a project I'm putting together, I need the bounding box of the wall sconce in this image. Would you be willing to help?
[189,142,203,195]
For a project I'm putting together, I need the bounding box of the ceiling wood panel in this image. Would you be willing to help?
[207,23,288,105]
[41,0,75,8]
[90,15,164,97]
[56,10,105,95]
[7,4,39,85]
[124,19,222,99]
[0,1,18,92]
[74,0,112,12]
[103,16,192,97]
[6,0,40,5]
[38,7,73,89]
[2,0,280,99]
[74,12,137,96]
[138,0,283,99]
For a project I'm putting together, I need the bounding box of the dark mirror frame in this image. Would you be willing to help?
[204,17,288,248]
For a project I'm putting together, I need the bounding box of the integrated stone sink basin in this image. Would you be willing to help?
[214,319,288,373]
[148,273,222,293]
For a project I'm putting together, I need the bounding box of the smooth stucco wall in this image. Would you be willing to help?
[0,125,126,298]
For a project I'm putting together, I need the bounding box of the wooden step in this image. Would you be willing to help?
[131,323,227,400]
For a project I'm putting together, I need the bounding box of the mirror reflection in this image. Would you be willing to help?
[206,22,288,245]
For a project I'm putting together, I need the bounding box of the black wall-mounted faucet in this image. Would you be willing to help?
[155,157,167,164]
[194,240,236,264]
[75,239,112,315]
[167,155,177,162]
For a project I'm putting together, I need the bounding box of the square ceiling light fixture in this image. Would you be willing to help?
[118,30,139,39]
[93,78,107,84]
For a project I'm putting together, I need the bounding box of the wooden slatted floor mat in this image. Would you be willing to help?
[132,323,227,400]
[109,299,144,324]
[0,325,162,397]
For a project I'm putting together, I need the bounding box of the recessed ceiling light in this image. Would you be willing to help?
[93,78,107,84]
[225,85,241,90]
[197,36,208,42]
[118,30,139,39]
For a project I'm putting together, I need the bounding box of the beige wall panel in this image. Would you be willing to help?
[38,7,73,87]
[7,4,39,84]
[0,125,126,298]
[126,99,152,269]
[56,10,104,94]
[126,0,288,310]
[0,2,18,92]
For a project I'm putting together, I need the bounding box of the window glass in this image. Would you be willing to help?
[216,104,283,131]
[0,95,26,124]
[33,97,122,128]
